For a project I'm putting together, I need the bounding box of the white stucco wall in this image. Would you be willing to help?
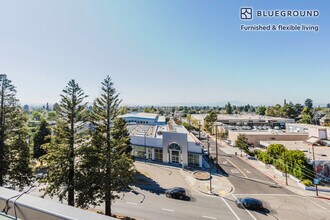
[146,137,162,148]
[188,142,202,153]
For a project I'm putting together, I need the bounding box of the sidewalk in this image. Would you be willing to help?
[206,132,330,200]
[179,169,233,197]
[239,155,330,198]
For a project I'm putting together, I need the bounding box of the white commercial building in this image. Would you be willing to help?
[192,114,295,128]
[119,112,166,125]
[128,123,203,167]
[286,123,330,145]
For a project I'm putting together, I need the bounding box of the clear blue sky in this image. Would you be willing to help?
[0,0,329,106]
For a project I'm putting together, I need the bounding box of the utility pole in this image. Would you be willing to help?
[198,121,201,140]
[215,124,219,172]
[284,149,288,186]
[312,144,319,196]
[208,135,212,193]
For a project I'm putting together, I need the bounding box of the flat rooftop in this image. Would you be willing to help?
[127,124,201,144]
[192,114,294,122]
[286,123,330,130]
[120,112,158,120]
[260,140,330,161]
[217,114,294,121]
[229,130,308,136]
[127,124,155,137]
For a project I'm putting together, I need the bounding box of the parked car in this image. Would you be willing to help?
[165,187,189,200]
[224,140,231,144]
[236,197,263,210]
[246,155,256,160]
[203,148,209,155]
[36,172,47,179]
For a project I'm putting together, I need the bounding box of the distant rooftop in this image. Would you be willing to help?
[287,123,330,130]
[229,130,307,136]
[216,114,294,121]
[191,114,294,122]
[119,112,166,125]
[119,112,158,120]
[260,140,330,161]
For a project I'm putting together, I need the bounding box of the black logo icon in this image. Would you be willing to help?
[241,8,253,20]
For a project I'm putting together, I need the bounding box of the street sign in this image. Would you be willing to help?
[313,178,320,185]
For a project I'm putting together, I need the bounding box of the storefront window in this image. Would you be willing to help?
[188,153,200,166]
[133,146,146,158]
[154,149,163,161]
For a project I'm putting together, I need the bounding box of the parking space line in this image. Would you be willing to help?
[232,194,257,220]
[227,159,248,178]
[221,197,241,220]
[161,208,175,212]
[202,215,217,219]
[126,202,137,205]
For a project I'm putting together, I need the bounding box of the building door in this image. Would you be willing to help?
[171,150,180,164]
[148,149,152,160]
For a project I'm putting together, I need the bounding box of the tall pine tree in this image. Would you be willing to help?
[41,79,88,206]
[33,120,51,159]
[0,74,32,189]
[76,76,134,216]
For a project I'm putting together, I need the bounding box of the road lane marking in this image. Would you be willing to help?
[234,194,297,196]
[125,202,137,205]
[232,194,257,220]
[231,169,239,174]
[300,196,327,210]
[221,197,240,220]
[227,159,248,178]
[162,208,175,212]
[317,199,330,207]
[202,216,217,219]
[243,168,251,174]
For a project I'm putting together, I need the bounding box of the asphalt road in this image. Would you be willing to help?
[202,138,292,195]
[111,162,330,220]
[21,161,330,220]
[109,162,254,220]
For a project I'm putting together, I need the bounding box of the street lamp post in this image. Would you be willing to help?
[312,144,319,196]
[207,135,212,193]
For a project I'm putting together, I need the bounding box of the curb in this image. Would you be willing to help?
[197,190,219,197]
[316,196,330,200]
[193,171,211,181]
[179,170,234,197]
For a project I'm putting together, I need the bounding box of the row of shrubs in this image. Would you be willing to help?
[254,144,314,186]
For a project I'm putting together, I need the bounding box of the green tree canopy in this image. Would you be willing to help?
[301,107,312,124]
[41,79,88,206]
[0,74,32,189]
[225,102,233,114]
[33,120,51,159]
[204,111,217,133]
[76,76,134,217]
[256,106,266,116]
[304,98,313,110]
[235,134,249,152]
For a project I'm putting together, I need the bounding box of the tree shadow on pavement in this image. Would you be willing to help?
[132,171,166,195]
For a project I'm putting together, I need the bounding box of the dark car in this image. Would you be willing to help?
[236,197,263,210]
[165,187,189,200]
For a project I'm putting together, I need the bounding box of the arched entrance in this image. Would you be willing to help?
[168,142,181,164]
